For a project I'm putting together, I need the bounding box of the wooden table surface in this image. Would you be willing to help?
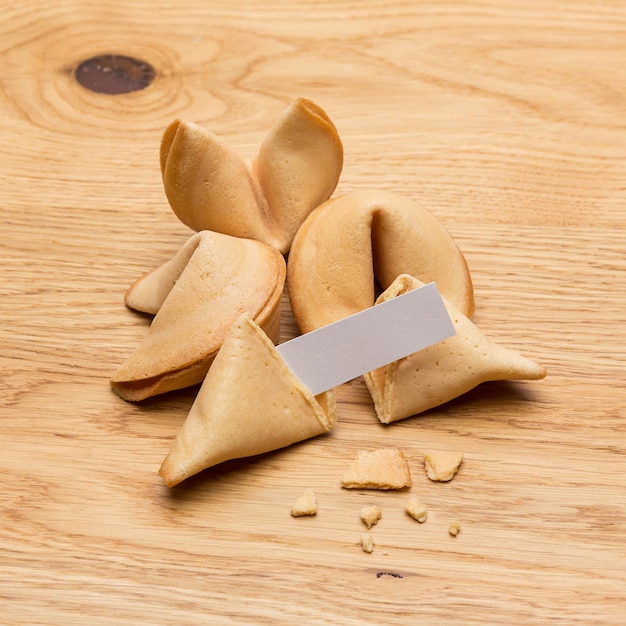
[2,1,625,624]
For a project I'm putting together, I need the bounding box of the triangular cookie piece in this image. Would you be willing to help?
[110,231,285,401]
[365,274,547,423]
[159,313,336,487]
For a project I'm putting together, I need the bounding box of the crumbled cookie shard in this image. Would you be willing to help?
[423,451,463,482]
[406,497,428,523]
[448,522,461,537]
[360,533,374,553]
[342,448,412,490]
[360,504,382,529]
[290,489,317,517]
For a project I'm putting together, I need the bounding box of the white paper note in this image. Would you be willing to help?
[276,282,455,395]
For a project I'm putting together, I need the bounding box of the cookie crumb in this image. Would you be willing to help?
[423,451,463,482]
[448,522,461,537]
[360,504,382,529]
[360,532,374,553]
[406,497,428,523]
[290,489,317,517]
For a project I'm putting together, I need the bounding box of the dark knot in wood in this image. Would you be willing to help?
[75,54,155,94]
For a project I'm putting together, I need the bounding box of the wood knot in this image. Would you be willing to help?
[75,54,155,94]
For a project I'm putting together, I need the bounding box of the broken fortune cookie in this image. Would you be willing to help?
[110,231,285,401]
[365,274,547,423]
[159,313,336,487]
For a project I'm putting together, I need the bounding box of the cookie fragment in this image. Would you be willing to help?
[423,451,463,482]
[405,497,428,523]
[290,489,318,517]
[360,533,374,553]
[360,504,382,529]
[448,522,461,537]
[341,448,412,490]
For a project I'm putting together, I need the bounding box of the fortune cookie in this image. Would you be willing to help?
[364,274,547,423]
[110,231,285,401]
[159,313,336,487]
[160,97,343,254]
[287,190,474,334]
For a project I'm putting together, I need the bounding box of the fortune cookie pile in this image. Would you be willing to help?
[111,97,546,487]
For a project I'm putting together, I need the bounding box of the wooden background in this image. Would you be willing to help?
[1,1,625,623]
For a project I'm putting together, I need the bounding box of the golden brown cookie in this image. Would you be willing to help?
[287,190,474,334]
[111,231,285,401]
[365,274,547,423]
[159,313,336,487]
[160,98,343,254]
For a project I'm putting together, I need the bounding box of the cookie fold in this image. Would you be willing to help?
[160,97,343,254]
[365,274,547,423]
[124,233,205,315]
[159,313,336,487]
[110,231,286,401]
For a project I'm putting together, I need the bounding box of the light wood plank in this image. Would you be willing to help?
[1,1,625,624]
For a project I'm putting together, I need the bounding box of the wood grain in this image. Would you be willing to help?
[1,1,625,624]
